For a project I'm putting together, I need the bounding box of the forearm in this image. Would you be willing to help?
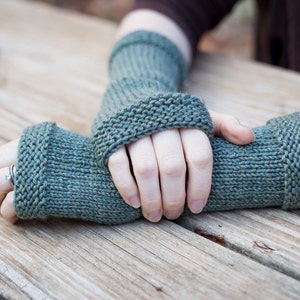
[132,0,239,54]
[117,9,192,64]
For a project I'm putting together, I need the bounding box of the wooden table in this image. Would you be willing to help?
[1,1,300,299]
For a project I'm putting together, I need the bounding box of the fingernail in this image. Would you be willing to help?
[165,210,181,220]
[130,196,140,208]
[147,211,162,223]
[190,201,204,214]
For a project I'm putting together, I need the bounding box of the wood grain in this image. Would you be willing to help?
[177,209,300,280]
[0,0,112,139]
[0,0,299,299]
[1,219,300,299]
[187,53,300,127]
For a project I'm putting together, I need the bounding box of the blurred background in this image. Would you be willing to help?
[32,0,255,61]
[33,0,134,21]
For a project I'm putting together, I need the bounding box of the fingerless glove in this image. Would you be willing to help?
[14,113,300,224]
[91,31,213,165]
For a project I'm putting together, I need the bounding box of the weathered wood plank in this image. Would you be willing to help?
[1,0,300,143]
[1,218,300,299]
[0,0,113,139]
[177,209,300,280]
[1,0,300,299]
[187,53,300,126]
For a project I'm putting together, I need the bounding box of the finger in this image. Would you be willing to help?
[128,136,162,222]
[108,146,140,208]
[180,129,213,214]
[0,167,14,204]
[210,111,254,145]
[0,139,19,168]
[0,191,18,224]
[152,129,186,220]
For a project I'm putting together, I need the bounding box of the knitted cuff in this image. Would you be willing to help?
[93,93,214,165]
[108,30,187,91]
[267,113,300,209]
[14,122,53,218]
[15,123,141,224]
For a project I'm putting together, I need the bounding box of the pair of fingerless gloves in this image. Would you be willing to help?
[14,31,300,224]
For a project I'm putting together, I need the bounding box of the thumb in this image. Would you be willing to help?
[209,111,255,145]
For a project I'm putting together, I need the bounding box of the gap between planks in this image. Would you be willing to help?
[1,218,300,299]
[177,208,300,281]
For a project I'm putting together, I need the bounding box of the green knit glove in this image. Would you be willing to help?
[14,113,299,224]
[15,123,141,225]
[91,30,213,165]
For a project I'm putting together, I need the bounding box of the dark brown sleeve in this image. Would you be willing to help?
[132,0,239,54]
[255,0,300,72]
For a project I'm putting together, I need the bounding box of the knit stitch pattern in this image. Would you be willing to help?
[14,113,300,224]
[92,31,214,165]
[15,123,141,224]
[93,93,214,165]
[267,114,300,209]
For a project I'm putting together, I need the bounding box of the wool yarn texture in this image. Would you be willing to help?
[13,30,300,223]
[14,113,300,224]
[92,31,213,166]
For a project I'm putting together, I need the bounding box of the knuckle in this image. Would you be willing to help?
[164,199,184,211]
[187,149,212,169]
[108,152,125,170]
[134,161,158,178]
[160,156,186,177]
[116,180,134,193]
[188,192,208,204]
[222,115,238,131]
[163,193,185,210]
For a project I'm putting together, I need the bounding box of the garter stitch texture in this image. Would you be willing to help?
[14,113,300,224]
[91,31,213,165]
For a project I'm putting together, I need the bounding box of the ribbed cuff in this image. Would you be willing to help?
[267,112,300,209]
[108,30,187,88]
[92,93,214,165]
[15,122,55,219]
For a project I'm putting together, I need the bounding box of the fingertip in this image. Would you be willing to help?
[222,119,255,145]
[211,111,255,145]
[1,192,18,224]
[145,210,162,223]
[230,126,255,145]
[129,195,141,208]
[189,200,205,214]
[6,215,19,224]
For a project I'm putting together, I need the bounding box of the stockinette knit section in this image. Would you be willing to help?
[91,30,213,165]
[14,113,300,225]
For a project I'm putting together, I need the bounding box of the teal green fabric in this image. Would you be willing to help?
[15,123,141,224]
[92,31,213,165]
[14,113,300,224]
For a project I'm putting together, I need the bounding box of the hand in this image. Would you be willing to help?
[108,111,255,222]
[0,139,19,224]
